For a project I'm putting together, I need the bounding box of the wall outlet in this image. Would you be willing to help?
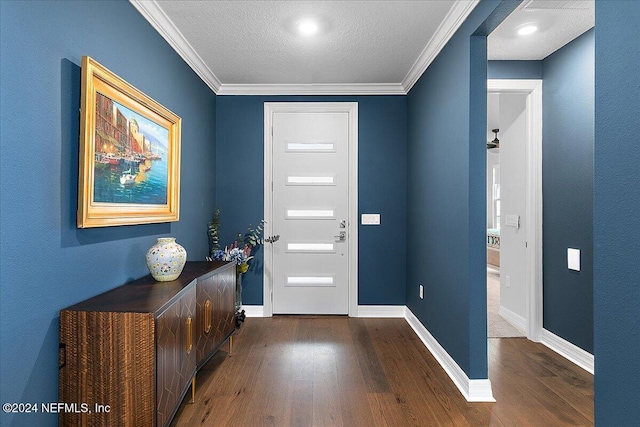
[505,275,511,287]
[419,284,424,299]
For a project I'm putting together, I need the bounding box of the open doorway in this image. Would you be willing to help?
[486,87,540,339]
[485,0,594,368]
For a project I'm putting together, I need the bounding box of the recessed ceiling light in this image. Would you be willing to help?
[297,19,319,36]
[517,24,538,36]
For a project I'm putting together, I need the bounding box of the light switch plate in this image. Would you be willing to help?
[361,214,380,225]
[505,215,520,228]
[568,248,581,271]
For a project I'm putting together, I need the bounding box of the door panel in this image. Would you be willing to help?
[271,110,350,314]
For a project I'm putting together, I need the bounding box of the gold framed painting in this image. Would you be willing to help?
[77,56,181,228]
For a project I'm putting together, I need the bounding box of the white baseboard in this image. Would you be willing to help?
[243,305,406,318]
[404,308,495,402]
[241,305,265,317]
[357,305,406,318]
[498,305,526,334]
[541,328,594,374]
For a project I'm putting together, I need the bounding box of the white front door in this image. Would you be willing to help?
[264,103,357,315]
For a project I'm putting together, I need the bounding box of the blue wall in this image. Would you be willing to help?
[406,0,507,379]
[3,0,639,424]
[0,1,216,425]
[215,96,407,306]
[488,60,542,79]
[594,1,640,423]
[489,32,595,354]
[542,29,594,353]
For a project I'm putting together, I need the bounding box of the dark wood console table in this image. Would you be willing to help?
[59,261,236,427]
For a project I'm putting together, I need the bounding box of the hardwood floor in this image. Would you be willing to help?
[171,317,593,426]
[487,268,524,338]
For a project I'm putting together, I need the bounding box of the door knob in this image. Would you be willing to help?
[334,231,346,241]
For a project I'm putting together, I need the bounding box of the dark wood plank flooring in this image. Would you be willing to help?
[171,317,593,426]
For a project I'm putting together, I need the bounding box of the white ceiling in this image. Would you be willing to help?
[130,0,594,96]
[488,0,594,60]
[131,0,478,94]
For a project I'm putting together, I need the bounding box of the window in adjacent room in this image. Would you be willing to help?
[492,165,501,229]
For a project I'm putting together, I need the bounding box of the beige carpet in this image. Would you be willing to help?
[487,267,525,338]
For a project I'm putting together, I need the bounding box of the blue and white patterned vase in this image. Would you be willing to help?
[146,237,187,282]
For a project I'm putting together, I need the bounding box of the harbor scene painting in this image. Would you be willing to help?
[77,56,181,228]
[93,93,168,205]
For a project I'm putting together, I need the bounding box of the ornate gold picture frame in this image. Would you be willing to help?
[77,56,181,228]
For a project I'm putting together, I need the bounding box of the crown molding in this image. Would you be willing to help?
[402,0,480,93]
[217,83,406,96]
[129,0,222,93]
[131,0,478,96]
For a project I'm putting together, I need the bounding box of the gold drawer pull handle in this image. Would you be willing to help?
[186,316,193,355]
[204,300,212,334]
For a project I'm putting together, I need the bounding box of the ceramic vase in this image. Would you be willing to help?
[146,237,187,282]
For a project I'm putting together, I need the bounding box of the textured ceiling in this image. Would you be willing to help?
[132,0,478,94]
[131,0,594,95]
[488,0,594,60]
[156,0,455,85]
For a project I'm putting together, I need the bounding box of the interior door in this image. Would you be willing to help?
[270,109,351,314]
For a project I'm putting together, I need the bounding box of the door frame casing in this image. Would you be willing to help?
[263,102,359,317]
[487,79,543,341]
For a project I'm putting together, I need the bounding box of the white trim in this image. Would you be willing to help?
[263,106,274,316]
[217,83,405,96]
[129,0,222,93]
[241,305,265,317]
[263,103,358,317]
[356,305,406,318]
[487,79,543,343]
[402,0,480,93]
[347,105,359,317]
[498,305,527,334]
[541,329,594,374]
[404,308,495,402]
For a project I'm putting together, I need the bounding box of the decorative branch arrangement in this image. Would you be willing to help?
[206,208,265,273]
[206,209,265,327]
